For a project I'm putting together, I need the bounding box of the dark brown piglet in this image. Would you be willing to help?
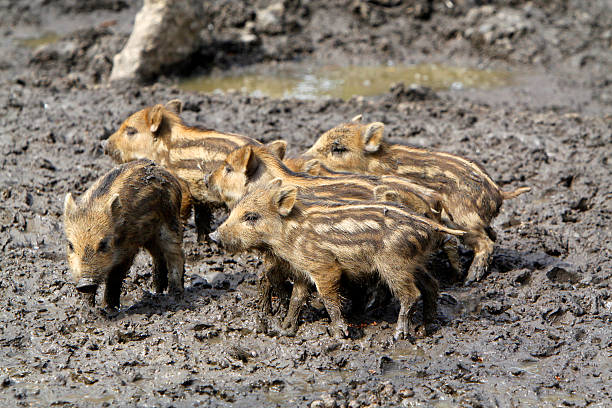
[63,159,185,309]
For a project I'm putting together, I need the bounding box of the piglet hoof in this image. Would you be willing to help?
[427,322,440,335]
[101,306,120,318]
[281,327,298,338]
[280,316,298,333]
[280,320,298,337]
[464,264,488,285]
[172,291,184,302]
[463,273,477,285]
[254,314,269,335]
[168,285,184,300]
[393,328,416,344]
[329,323,349,339]
[197,232,210,244]
[415,322,439,338]
[83,293,96,308]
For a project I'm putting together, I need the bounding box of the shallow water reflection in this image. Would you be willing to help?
[19,32,60,48]
[179,64,513,100]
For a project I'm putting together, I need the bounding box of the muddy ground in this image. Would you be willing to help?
[1,1,611,407]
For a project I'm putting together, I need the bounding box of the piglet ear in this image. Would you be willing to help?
[266,140,287,160]
[225,145,246,170]
[363,122,384,153]
[107,194,122,218]
[373,186,394,202]
[351,114,363,123]
[228,145,259,178]
[383,190,400,203]
[234,146,252,172]
[149,104,164,134]
[64,193,77,216]
[244,147,260,179]
[276,185,298,217]
[165,99,183,115]
[268,178,283,188]
[303,159,322,175]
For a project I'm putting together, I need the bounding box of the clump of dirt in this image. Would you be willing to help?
[0,1,610,406]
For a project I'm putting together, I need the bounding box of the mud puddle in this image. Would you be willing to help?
[179,63,514,100]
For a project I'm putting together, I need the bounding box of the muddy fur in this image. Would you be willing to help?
[63,159,185,308]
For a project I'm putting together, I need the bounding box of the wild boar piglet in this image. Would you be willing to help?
[63,159,185,309]
[302,119,531,283]
[210,179,466,340]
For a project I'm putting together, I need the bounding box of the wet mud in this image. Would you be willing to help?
[0,1,611,407]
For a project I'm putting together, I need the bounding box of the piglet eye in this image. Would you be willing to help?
[97,238,111,253]
[224,164,232,173]
[67,242,74,252]
[330,141,347,155]
[242,212,260,223]
[125,127,138,137]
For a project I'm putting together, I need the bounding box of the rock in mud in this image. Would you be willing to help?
[110,0,203,82]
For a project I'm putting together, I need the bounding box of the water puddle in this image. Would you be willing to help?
[60,393,116,405]
[179,64,513,100]
[539,392,588,406]
[19,386,117,406]
[19,32,60,48]
[390,344,428,360]
[519,359,542,375]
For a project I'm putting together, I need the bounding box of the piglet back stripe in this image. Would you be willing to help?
[90,166,125,200]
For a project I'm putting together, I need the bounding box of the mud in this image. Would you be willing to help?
[1,1,611,407]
